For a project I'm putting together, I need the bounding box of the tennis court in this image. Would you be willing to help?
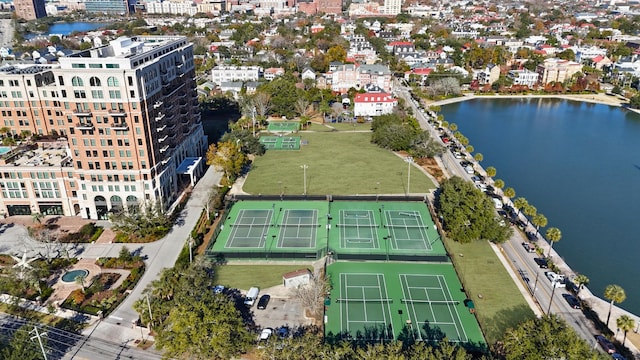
[400,274,468,342]
[277,209,319,248]
[384,209,432,251]
[337,273,394,340]
[337,210,379,249]
[225,209,272,248]
[259,136,301,150]
[324,262,485,344]
[267,121,300,133]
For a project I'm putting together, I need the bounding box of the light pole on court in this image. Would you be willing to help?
[300,164,308,195]
[405,156,413,195]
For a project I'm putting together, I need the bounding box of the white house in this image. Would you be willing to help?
[353,92,397,117]
[507,69,539,87]
[211,65,262,85]
[283,269,312,288]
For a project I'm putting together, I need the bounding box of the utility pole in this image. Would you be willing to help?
[252,106,257,137]
[300,164,308,195]
[30,326,47,360]
[188,235,193,264]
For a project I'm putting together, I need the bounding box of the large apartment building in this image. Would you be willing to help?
[14,0,46,20]
[0,36,207,220]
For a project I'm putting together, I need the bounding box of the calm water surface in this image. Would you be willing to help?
[441,98,640,314]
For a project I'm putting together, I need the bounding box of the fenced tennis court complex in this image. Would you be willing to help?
[206,199,446,260]
[324,262,484,345]
[259,136,301,150]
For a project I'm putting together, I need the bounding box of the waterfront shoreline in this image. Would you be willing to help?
[432,93,640,354]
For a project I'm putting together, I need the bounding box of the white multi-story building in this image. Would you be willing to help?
[353,92,397,116]
[507,69,539,87]
[211,66,262,85]
[0,36,207,219]
[145,0,198,15]
[383,0,401,15]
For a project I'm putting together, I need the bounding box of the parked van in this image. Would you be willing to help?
[244,287,260,307]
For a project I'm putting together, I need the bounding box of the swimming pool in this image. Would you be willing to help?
[0,147,10,155]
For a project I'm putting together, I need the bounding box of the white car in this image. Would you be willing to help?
[545,271,566,287]
[465,165,474,174]
[259,328,273,341]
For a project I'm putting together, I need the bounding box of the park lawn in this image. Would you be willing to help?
[244,132,435,195]
[306,122,372,132]
[444,237,535,344]
[214,264,311,290]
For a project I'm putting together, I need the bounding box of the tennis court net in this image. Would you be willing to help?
[400,299,459,305]
[280,223,320,228]
[335,298,393,303]
[335,224,379,228]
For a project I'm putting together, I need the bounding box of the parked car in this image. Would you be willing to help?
[595,335,616,354]
[521,242,535,253]
[534,257,549,269]
[257,294,271,310]
[213,285,225,294]
[545,271,566,287]
[612,353,627,360]
[562,294,581,309]
[259,328,273,341]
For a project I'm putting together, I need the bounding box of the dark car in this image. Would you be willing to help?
[257,294,271,310]
[562,294,581,309]
[534,257,549,269]
[595,335,616,354]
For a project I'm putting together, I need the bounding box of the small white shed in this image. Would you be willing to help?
[282,268,312,288]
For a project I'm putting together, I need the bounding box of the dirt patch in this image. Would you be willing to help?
[416,157,446,184]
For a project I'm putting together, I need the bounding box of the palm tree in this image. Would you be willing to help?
[493,179,505,189]
[524,204,537,218]
[465,145,474,153]
[485,166,497,178]
[474,153,483,162]
[532,213,548,233]
[573,274,589,295]
[449,123,458,131]
[604,285,626,327]
[616,315,635,345]
[503,187,516,199]
[545,227,561,257]
[513,197,529,212]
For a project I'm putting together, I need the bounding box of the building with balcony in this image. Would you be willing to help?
[536,58,583,84]
[14,0,46,20]
[507,69,539,87]
[0,36,207,219]
[211,65,262,85]
[353,92,397,117]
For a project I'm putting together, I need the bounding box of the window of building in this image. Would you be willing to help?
[71,76,84,86]
[89,77,101,87]
[107,77,119,86]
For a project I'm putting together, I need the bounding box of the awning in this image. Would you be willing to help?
[176,157,202,175]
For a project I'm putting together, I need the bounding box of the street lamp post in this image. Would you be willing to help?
[405,156,413,195]
[547,282,558,314]
[252,107,257,137]
[300,164,308,195]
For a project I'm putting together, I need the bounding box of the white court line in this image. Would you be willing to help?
[440,275,468,342]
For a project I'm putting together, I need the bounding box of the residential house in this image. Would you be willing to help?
[301,68,316,81]
[353,91,397,116]
[536,58,583,84]
[211,65,262,85]
[477,64,500,85]
[507,69,539,87]
[264,67,285,81]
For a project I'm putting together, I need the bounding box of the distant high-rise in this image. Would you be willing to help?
[383,0,401,15]
[14,0,46,20]
[84,0,131,14]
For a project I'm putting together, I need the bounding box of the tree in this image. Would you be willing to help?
[465,145,474,153]
[326,45,346,63]
[532,213,548,232]
[485,166,497,177]
[513,197,529,212]
[616,314,635,345]
[207,140,247,187]
[604,285,626,327]
[573,274,589,295]
[252,92,272,119]
[0,324,47,360]
[449,123,458,132]
[502,315,603,360]
[31,212,43,225]
[545,227,561,257]
[474,152,483,162]
[503,187,516,199]
[436,176,512,243]
[109,201,172,240]
[524,204,537,218]
[293,270,330,320]
[494,179,505,189]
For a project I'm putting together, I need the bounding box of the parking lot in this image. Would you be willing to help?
[251,291,311,330]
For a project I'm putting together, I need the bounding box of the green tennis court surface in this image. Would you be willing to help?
[325,262,485,345]
[207,200,446,260]
[260,136,301,150]
[267,121,300,133]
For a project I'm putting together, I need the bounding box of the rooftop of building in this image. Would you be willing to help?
[0,141,71,168]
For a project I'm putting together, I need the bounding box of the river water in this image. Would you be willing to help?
[441,98,640,315]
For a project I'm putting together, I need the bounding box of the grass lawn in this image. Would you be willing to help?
[244,132,435,195]
[214,264,311,290]
[443,237,535,344]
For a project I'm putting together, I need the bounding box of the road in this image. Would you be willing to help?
[395,81,601,349]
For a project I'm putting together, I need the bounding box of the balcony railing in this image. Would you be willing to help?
[73,109,92,116]
[156,125,167,132]
[108,109,126,116]
[153,100,163,109]
[155,113,165,121]
[158,135,168,143]
[159,145,170,153]
[75,122,94,130]
[110,122,129,130]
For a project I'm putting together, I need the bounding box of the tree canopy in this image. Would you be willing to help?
[436,177,512,243]
[501,315,605,360]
